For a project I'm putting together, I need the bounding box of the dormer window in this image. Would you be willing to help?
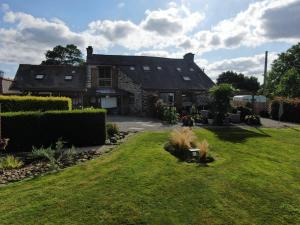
[183,76,191,81]
[64,75,73,81]
[177,67,182,72]
[35,74,45,80]
[190,68,195,72]
[157,66,162,70]
[143,66,150,71]
[130,66,135,71]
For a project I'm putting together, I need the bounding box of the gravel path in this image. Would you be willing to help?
[107,115,299,132]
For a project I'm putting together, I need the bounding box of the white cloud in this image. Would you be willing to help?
[201,52,279,82]
[193,0,300,53]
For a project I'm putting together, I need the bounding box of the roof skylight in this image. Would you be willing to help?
[143,66,150,71]
[183,76,191,81]
[190,68,195,72]
[157,66,162,70]
[64,75,73,80]
[35,74,45,80]
[130,66,135,71]
[177,67,182,72]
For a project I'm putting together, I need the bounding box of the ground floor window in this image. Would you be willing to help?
[101,96,117,108]
[160,93,174,106]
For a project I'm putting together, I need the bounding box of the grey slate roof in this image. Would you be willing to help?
[87,54,214,91]
[11,64,86,92]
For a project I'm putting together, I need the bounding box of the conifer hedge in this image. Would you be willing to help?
[0,95,72,112]
[1,109,106,152]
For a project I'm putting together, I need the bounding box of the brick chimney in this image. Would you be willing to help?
[183,53,194,62]
[86,46,93,57]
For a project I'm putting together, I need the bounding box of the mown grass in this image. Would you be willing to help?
[0,127,300,225]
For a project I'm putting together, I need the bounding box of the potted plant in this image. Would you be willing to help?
[207,112,214,125]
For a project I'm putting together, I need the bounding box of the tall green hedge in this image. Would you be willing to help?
[1,109,106,152]
[271,97,300,123]
[0,95,72,112]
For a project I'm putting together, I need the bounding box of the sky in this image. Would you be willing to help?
[0,0,299,83]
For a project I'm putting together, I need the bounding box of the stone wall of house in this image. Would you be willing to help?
[118,70,143,114]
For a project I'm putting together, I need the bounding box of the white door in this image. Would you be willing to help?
[101,97,117,108]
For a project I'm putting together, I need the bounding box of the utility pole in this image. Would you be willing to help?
[263,51,268,95]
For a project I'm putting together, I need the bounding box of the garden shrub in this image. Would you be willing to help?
[1,109,106,152]
[197,140,209,162]
[270,97,300,123]
[237,106,253,121]
[31,139,76,170]
[245,115,261,126]
[0,155,23,170]
[162,107,179,124]
[165,128,213,163]
[0,95,72,112]
[106,123,120,138]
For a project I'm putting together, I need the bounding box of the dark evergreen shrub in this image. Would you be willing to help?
[0,95,71,112]
[1,109,106,152]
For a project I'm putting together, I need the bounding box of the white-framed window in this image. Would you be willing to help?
[64,75,73,80]
[130,66,135,71]
[183,76,191,81]
[190,68,195,72]
[98,66,112,87]
[143,66,150,71]
[157,66,162,70]
[35,74,45,80]
[177,67,182,72]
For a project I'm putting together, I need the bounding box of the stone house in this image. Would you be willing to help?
[11,46,214,114]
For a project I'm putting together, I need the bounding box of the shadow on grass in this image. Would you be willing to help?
[204,126,271,143]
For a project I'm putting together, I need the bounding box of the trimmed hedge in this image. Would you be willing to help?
[0,95,72,112]
[1,109,106,152]
[271,97,300,123]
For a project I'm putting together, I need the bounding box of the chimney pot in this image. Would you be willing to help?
[183,53,194,62]
[86,46,93,57]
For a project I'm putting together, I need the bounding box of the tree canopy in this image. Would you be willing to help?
[217,71,260,94]
[266,42,300,97]
[41,44,85,65]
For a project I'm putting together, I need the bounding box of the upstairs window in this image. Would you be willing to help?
[177,67,182,72]
[183,76,191,81]
[98,66,112,87]
[64,75,73,81]
[143,66,150,71]
[35,74,45,80]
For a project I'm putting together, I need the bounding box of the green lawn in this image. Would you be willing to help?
[1,127,300,225]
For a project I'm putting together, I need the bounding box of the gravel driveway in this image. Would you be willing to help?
[107,116,299,132]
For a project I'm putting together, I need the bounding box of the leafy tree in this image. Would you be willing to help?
[266,42,300,97]
[209,84,237,124]
[217,71,260,94]
[275,68,300,98]
[42,44,85,65]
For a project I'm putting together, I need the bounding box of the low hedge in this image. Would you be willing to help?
[0,95,72,112]
[270,97,300,123]
[1,109,106,152]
